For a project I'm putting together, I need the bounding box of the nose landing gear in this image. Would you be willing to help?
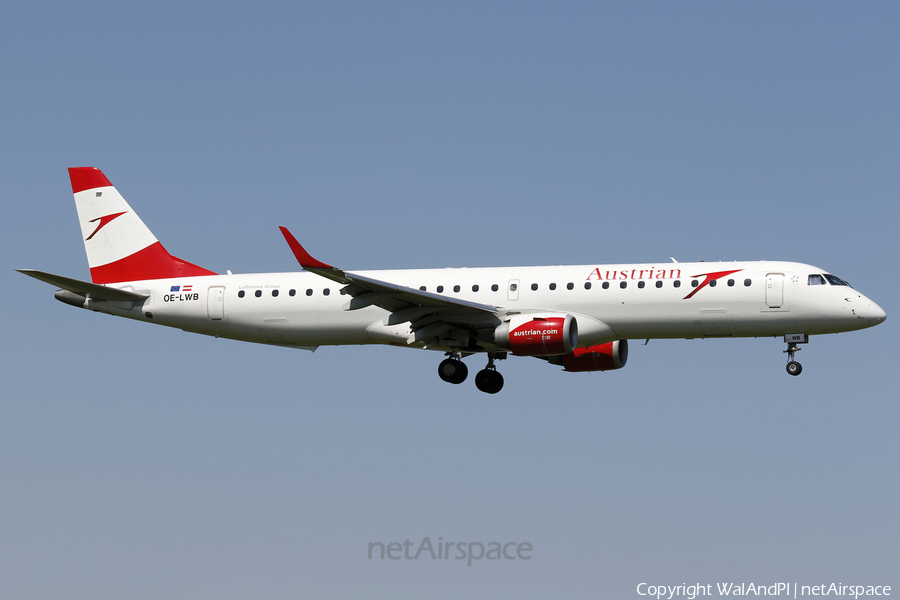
[783,334,808,376]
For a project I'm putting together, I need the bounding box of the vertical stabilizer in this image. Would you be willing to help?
[69,167,216,284]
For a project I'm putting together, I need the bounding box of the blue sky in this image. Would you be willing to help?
[2,2,897,598]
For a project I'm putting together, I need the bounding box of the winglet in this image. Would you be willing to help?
[279,227,333,270]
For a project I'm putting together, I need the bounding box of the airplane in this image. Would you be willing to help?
[18,167,887,394]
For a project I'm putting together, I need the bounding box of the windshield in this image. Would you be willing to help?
[823,274,852,287]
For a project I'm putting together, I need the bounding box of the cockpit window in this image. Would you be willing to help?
[823,274,851,287]
[808,274,826,286]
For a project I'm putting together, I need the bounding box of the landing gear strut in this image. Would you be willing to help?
[783,334,808,376]
[475,353,504,394]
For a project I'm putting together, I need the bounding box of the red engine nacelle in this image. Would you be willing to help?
[557,340,628,372]
[494,314,578,356]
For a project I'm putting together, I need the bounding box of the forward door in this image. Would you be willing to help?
[765,274,784,308]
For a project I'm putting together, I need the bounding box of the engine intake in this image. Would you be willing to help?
[494,314,578,356]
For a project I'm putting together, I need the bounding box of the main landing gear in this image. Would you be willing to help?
[475,354,504,394]
[783,334,808,376]
[438,356,468,384]
[438,352,505,394]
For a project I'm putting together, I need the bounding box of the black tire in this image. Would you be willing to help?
[786,361,802,376]
[438,359,468,384]
[475,369,504,394]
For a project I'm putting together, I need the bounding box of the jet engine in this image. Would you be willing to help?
[550,340,629,372]
[494,313,577,356]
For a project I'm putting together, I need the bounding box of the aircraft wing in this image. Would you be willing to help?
[17,269,150,302]
[279,227,502,346]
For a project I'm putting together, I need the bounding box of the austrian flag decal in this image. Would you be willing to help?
[164,284,199,302]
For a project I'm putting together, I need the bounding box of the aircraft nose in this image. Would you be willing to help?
[862,298,887,324]
[871,302,887,323]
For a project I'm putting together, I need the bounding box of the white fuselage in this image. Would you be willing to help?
[84,260,886,351]
[30,167,886,392]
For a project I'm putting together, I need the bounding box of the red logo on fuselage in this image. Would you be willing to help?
[85,212,127,241]
[682,269,743,299]
[585,266,744,299]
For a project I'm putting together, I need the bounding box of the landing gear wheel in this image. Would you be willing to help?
[475,369,504,394]
[438,359,468,384]
[783,338,806,376]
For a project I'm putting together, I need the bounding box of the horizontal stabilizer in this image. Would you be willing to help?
[17,269,150,302]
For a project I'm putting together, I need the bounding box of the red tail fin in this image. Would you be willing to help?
[70,167,217,283]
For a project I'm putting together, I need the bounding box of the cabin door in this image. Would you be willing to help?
[765,274,784,308]
[207,286,225,320]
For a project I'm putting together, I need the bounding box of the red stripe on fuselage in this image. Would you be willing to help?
[89,241,217,284]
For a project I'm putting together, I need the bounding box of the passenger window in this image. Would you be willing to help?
[472,284,479,292]
[673,280,681,288]
[637,281,645,289]
[509,283,517,292]
[238,290,245,298]
[420,286,426,291]
[453,285,460,293]
[808,274,826,285]
[620,281,627,289]
[272,289,279,297]
[289,289,296,296]
[549,283,557,290]
[709,280,717,287]
[255,290,262,297]
[491,284,499,292]
[323,288,330,296]
[531,283,538,291]
[437,285,444,293]
[306,289,313,296]
[655,281,663,288]
[567,282,574,290]
[691,280,699,288]
[585,282,592,290]
[744,279,751,287]
[601,282,609,289]
[727,279,734,287]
